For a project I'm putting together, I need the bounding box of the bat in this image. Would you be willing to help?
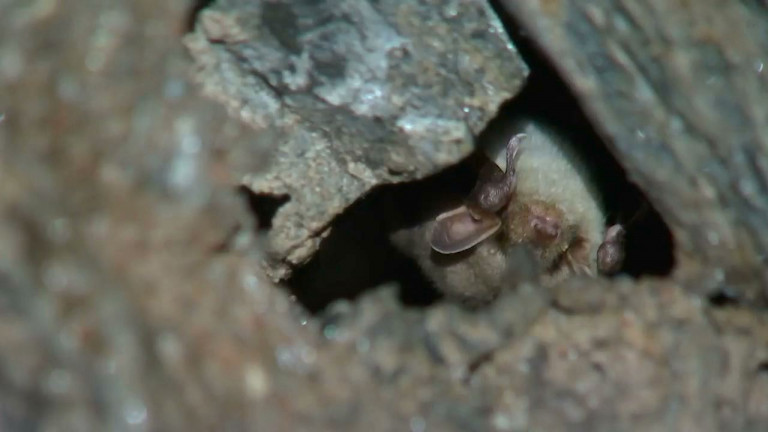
[391,119,624,304]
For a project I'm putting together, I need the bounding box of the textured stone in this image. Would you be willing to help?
[185,0,528,279]
[1,0,768,430]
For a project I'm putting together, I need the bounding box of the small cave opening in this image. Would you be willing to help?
[242,3,675,315]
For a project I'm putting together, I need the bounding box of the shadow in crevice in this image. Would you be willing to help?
[238,186,290,232]
[281,160,485,313]
[707,287,742,307]
[236,155,483,313]
[184,0,216,33]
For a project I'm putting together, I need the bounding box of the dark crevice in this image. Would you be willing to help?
[184,0,216,33]
[238,186,290,232]
[708,287,742,307]
[282,161,482,313]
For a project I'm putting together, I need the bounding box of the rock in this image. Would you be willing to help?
[185,0,528,280]
[3,0,768,430]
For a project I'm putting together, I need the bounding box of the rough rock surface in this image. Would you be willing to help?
[0,0,767,431]
[185,0,528,280]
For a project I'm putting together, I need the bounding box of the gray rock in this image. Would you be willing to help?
[185,0,528,279]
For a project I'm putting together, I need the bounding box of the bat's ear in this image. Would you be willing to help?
[430,206,501,254]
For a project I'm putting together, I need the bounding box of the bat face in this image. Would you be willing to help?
[502,197,576,272]
[392,121,625,304]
